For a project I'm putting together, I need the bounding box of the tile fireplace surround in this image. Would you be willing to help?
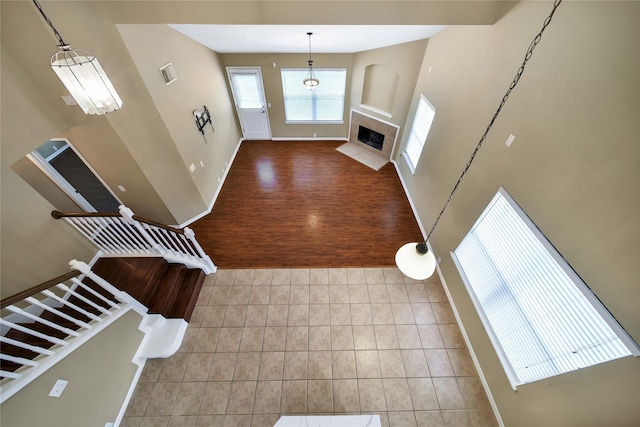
[348,110,399,161]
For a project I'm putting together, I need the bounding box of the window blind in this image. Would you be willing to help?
[453,189,635,386]
[404,95,435,171]
[281,69,346,122]
[230,73,262,109]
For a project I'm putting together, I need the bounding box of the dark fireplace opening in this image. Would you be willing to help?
[357,126,384,151]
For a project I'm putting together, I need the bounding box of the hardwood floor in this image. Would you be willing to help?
[191,140,422,269]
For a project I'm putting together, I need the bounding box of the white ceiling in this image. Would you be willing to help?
[168,25,447,54]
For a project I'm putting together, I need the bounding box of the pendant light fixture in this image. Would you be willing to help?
[303,32,320,89]
[395,0,563,280]
[32,0,122,115]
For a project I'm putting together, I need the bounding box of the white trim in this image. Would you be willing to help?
[359,103,392,118]
[284,120,344,125]
[391,159,427,239]
[271,137,348,142]
[226,66,272,140]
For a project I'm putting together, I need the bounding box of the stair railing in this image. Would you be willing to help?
[0,260,145,404]
[52,205,216,274]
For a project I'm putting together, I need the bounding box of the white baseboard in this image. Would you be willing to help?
[391,159,426,238]
[271,137,348,141]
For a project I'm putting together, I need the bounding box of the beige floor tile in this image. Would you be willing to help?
[406,284,429,303]
[401,349,430,378]
[432,303,456,324]
[441,409,472,427]
[378,350,406,378]
[308,380,334,413]
[388,411,417,427]
[309,326,332,350]
[228,286,251,305]
[309,269,329,285]
[329,284,350,303]
[201,306,226,328]
[425,283,448,303]
[239,327,265,352]
[291,269,310,285]
[330,304,352,325]
[213,270,236,287]
[408,378,439,410]
[348,285,370,303]
[257,351,284,380]
[447,349,476,377]
[196,287,212,306]
[289,286,310,304]
[146,383,181,415]
[403,276,424,285]
[223,414,252,427]
[355,350,381,378]
[178,329,199,354]
[333,379,360,413]
[226,381,257,414]
[233,352,261,381]
[308,351,332,379]
[375,411,390,427]
[126,382,155,416]
[244,306,268,327]
[346,268,367,284]
[374,325,399,350]
[432,377,466,409]
[188,307,205,329]
[411,303,437,325]
[332,351,357,379]
[121,416,143,427]
[328,268,348,285]
[309,285,330,304]
[252,270,273,286]
[172,382,206,415]
[358,378,387,411]
[353,325,377,350]
[414,410,445,427]
[262,327,287,351]
[383,268,405,284]
[250,414,281,427]
[192,328,221,353]
[248,287,270,305]
[272,269,292,285]
[350,304,373,325]
[280,380,307,413]
[371,304,394,325]
[269,286,290,303]
[331,325,355,350]
[169,416,197,427]
[424,349,454,377]
[417,325,445,349]
[200,382,232,414]
[208,353,237,381]
[309,304,331,325]
[216,328,243,352]
[456,377,491,409]
[390,303,415,324]
[195,415,224,426]
[364,268,386,284]
[234,270,255,286]
[209,287,232,306]
[382,378,413,411]
[183,353,214,382]
[286,326,309,351]
[288,304,309,326]
[386,284,410,303]
[158,354,189,383]
[139,416,169,427]
[467,408,498,426]
[438,324,466,348]
[266,305,289,327]
[367,285,390,303]
[253,380,282,413]
[223,306,247,327]
[283,351,308,379]
[396,325,423,349]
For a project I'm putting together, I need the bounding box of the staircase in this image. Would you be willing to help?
[90,257,205,322]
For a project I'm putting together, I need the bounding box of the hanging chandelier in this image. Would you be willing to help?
[395,0,563,280]
[303,32,320,89]
[32,0,122,115]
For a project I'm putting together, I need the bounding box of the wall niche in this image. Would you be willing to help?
[360,64,399,118]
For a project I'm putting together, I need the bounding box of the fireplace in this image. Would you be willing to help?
[357,126,385,151]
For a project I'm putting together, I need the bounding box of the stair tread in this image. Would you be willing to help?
[169,269,206,321]
[92,257,169,306]
[148,264,189,316]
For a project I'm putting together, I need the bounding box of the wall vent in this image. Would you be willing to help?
[160,63,177,85]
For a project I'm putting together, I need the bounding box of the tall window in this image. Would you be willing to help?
[281,69,347,123]
[452,188,639,388]
[404,94,435,173]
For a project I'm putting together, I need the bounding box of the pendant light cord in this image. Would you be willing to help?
[307,32,314,65]
[422,0,563,245]
[32,0,67,47]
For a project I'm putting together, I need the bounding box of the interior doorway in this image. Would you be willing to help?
[27,139,121,212]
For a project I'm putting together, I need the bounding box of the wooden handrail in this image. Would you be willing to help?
[51,211,121,219]
[132,215,185,235]
[1,271,82,309]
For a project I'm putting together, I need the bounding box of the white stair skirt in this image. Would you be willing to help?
[137,315,188,358]
[275,415,381,427]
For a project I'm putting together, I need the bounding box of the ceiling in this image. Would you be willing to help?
[168,24,447,54]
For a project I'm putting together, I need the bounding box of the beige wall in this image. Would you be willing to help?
[0,310,144,426]
[395,2,640,425]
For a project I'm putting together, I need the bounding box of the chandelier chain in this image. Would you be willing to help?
[32,0,67,47]
[423,0,563,244]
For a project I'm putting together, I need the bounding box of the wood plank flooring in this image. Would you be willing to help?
[191,140,422,269]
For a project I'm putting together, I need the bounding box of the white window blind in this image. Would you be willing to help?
[404,94,435,172]
[230,73,262,109]
[452,188,638,387]
[281,69,346,123]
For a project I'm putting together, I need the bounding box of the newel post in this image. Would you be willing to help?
[184,227,217,274]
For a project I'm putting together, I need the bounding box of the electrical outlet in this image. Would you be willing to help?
[117,185,126,192]
[49,379,68,398]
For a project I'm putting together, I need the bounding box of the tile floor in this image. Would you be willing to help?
[121,268,498,427]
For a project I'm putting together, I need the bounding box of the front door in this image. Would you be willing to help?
[28,139,121,212]
[227,67,271,140]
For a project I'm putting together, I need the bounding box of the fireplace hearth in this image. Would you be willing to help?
[348,110,400,161]
[357,126,385,151]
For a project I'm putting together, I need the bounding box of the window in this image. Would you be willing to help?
[281,69,346,123]
[452,188,639,388]
[404,94,435,173]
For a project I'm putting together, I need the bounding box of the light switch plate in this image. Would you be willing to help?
[49,379,68,398]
